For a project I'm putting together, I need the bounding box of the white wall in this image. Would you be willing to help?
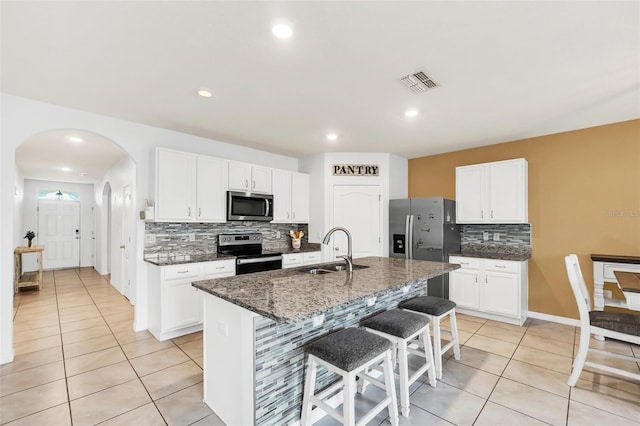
[21,179,95,270]
[1,94,299,365]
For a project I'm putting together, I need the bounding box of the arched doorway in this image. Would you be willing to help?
[15,129,135,300]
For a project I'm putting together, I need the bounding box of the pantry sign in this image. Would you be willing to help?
[332,164,379,176]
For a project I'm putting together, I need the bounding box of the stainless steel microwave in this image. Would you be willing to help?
[227,191,274,222]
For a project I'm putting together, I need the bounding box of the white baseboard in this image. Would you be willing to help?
[528,311,580,327]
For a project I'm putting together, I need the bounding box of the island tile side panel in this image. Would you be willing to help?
[253,279,429,425]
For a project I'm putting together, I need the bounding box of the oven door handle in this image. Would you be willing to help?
[237,256,282,265]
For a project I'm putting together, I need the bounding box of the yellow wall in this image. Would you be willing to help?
[409,119,640,319]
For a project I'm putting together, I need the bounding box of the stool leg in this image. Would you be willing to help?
[301,356,317,426]
[432,316,443,379]
[383,351,399,426]
[422,325,437,387]
[449,310,461,360]
[397,339,410,417]
[343,372,357,426]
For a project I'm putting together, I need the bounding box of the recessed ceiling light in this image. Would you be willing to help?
[59,167,71,172]
[67,136,83,143]
[404,109,419,118]
[196,88,213,98]
[272,23,293,39]
[326,133,338,141]
[80,172,88,177]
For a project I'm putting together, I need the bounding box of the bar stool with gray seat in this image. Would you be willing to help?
[360,309,437,417]
[301,327,399,426]
[399,296,461,379]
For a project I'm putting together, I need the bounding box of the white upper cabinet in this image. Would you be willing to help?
[291,172,310,223]
[156,149,197,221]
[155,148,227,222]
[271,169,310,223]
[196,156,228,222]
[456,158,528,223]
[228,161,272,194]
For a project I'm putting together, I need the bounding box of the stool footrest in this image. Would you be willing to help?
[357,396,393,426]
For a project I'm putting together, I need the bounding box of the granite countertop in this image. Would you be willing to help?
[144,253,235,266]
[263,242,322,255]
[450,245,531,261]
[192,256,460,323]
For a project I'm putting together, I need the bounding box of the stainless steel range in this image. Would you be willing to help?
[217,233,282,275]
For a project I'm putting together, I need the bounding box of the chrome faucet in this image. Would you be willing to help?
[322,227,353,273]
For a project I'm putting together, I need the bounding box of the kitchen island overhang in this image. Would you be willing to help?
[192,257,460,425]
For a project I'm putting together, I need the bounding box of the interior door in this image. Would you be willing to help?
[121,185,132,300]
[332,185,381,260]
[38,199,80,269]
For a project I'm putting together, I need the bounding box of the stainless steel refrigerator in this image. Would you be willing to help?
[389,197,460,299]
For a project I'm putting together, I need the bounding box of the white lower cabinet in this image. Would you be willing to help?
[148,259,235,340]
[282,251,322,269]
[449,256,528,325]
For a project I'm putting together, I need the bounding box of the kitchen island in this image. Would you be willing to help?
[192,256,459,426]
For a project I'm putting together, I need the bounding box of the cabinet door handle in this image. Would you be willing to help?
[198,208,201,217]
[491,210,494,219]
[287,212,290,219]
[188,207,191,217]
[252,180,255,189]
[292,212,295,220]
[480,210,484,219]
[245,179,249,189]
[475,275,478,283]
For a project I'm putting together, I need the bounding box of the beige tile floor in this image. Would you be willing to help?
[2,268,640,425]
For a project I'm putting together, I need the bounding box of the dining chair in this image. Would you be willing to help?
[564,254,640,386]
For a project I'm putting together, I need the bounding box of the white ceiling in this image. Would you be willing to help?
[3,1,640,178]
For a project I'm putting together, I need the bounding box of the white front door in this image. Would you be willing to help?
[38,200,80,269]
[332,185,382,260]
[122,185,132,300]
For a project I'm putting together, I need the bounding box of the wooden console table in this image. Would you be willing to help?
[14,245,44,292]
[591,254,640,312]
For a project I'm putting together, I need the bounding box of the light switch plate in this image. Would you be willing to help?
[493,232,500,241]
[145,234,156,244]
[188,233,195,242]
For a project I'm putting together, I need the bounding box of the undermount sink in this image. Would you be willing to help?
[295,263,370,274]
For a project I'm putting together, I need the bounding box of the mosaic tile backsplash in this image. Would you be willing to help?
[461,224,530,248]
[144,221,309,255]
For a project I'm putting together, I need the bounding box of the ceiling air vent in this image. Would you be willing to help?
[400,69,439,93]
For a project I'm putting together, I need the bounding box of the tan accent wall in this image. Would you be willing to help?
[408,119,640,319]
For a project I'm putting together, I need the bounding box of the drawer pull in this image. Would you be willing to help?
[215,266,225,270]
[460,262,469,265]
[177,270,189,274]
[494,265,506,268]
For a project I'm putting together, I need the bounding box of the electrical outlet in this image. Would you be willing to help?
[604,290,613,299]
[276,231,281,239]
[218,320,229,336]
[367,297,377,307]
[145,234,156,244]
[493,232,500,241]
[401,285,410,294]
[483,231,490,241]
[188,233,195,242]
[313,314,325,327]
